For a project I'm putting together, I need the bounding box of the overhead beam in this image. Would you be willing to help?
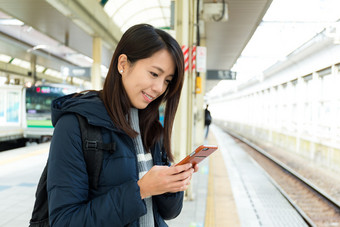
[0,31,77,70]
[0,61,63,83]
[46,0,122,50]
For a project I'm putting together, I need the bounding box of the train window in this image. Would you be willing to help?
[321,74,335,100]
[336,63,340,72]
[0,91,4,119]
[302,74,313,81]
[291,79,298,85]
[317,66,332,77]
[7,91,20,123]
[318,101,332,135]
[336,101,340,125]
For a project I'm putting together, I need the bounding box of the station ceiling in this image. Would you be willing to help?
[0,0,272,91]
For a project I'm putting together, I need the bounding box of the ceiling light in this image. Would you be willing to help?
[0,18,24,26]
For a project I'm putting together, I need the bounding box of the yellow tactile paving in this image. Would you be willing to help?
[204,132,241,227]
[0,147,48,166]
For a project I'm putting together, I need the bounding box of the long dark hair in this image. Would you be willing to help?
[100,24,184,162]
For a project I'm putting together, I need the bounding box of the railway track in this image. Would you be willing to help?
[226,130,340,227]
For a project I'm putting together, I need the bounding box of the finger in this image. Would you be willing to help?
[185,175,192,186]
[193,164,199,173]
[187,176,192,185]
[167,180,191,192]
[171,168,194,182]
[169,163,193,174]
[167,169,192,185]
[177,176,192,190]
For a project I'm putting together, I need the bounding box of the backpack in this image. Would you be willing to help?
[29,114,116,227]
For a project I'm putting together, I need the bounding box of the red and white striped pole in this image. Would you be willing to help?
[191,45,196,73]
[181,45,189,72]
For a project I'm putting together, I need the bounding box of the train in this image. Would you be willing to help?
[0,83,79,144]
[1,83,166,146]
[209,32,340,173]
[24,84,79,141]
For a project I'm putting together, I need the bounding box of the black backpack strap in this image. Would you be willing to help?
[76,114,115,190]
[29,164,50,227]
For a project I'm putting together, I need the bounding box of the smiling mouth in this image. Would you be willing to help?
[142,91,154,102]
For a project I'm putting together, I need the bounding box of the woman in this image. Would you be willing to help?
[47,24,198,226]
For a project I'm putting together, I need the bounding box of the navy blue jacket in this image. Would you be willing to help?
[47,91,184,226]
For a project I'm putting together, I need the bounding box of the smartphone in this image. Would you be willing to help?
[175,145,218,166]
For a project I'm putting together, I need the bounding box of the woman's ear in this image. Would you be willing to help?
[117,54,128,74]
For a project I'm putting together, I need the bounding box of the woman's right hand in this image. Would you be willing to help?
[137,163,194,199]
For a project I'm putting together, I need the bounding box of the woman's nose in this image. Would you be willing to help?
[152,78,166,94]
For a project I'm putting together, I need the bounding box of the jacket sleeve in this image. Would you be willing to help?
[153,192,184,220]
[151,140,184,220]
[47,114,146,226]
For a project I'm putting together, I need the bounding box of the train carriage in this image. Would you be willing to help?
[0,85,24,142]
[24,84,78,142]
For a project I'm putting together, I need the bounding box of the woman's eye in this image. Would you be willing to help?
[165,80,172,84]
[150,72,158,77]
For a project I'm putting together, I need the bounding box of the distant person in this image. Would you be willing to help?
[45,24,198,226]
[204,105,212,139]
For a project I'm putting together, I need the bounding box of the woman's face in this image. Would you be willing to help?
[119,49,175,109]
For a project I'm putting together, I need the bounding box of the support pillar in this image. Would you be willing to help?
[173,0,190,163]
[194,39,206,146]
[30,55,37,84]
[91,36,102,90]
[173,0,196,200]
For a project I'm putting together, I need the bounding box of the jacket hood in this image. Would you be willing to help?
[51,91,116,131]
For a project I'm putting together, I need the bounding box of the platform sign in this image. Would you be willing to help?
[70,67,91,78]
[62,66,91,79]
[207,70,236,80]
[196,46,207,72]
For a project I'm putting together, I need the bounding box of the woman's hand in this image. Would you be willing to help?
[137,163,196,199]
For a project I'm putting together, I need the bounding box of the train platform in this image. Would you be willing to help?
[0,142,49,226]
[169,124,309,227]
[0,125,309,227]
